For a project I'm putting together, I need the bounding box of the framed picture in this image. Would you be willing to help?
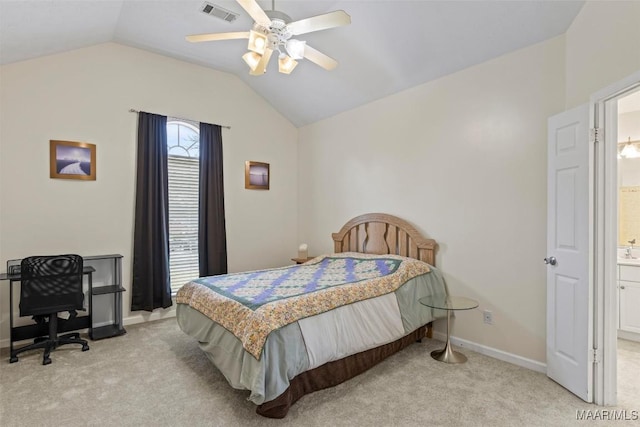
[50,140,96,180]
[245,161,269,190]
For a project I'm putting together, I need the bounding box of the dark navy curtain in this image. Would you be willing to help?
[131,112,172,311]
[198,123,228,277]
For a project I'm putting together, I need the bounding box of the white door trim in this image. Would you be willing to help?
[589,70,640,406]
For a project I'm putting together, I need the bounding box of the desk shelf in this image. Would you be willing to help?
[12,316,90,342]
[92,285,126,295]
[91,324,127,340]
[84,254,126,340]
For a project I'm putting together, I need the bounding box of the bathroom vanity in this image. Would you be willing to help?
[617,257,640,341]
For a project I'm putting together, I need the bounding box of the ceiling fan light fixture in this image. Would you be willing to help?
[248,30,268,54]
[278,54,298,74]
[285,39,306,60]
[185,0,352,77]
[242,51,262,71]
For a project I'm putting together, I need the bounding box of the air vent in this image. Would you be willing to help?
[201,2,238,23]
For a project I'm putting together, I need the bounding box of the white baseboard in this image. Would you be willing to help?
[617,330,640,343]
[123,306,176,326]
[431,331,547,373]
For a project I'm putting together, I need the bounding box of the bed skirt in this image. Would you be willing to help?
[256,323,431,418]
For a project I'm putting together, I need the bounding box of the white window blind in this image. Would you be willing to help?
[167,155,200,292]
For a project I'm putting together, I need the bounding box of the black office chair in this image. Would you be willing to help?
[13,255,89,365]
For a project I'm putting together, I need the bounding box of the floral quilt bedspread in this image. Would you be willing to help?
[175,252,431,359]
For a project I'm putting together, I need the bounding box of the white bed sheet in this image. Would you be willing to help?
[299,292,405,369]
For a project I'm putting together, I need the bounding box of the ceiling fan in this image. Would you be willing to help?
[186,0,351,75]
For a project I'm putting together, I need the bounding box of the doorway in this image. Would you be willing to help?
[614,89,640,407]
[591,71,640,406]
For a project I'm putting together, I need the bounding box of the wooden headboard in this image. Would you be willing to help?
[331,213,437,266]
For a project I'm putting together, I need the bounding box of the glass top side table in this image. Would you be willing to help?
[419,295,479,364]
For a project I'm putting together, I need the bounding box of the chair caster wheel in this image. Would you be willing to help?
[43,357,52,365]
[82,345,90,352]
[9,356,18,363]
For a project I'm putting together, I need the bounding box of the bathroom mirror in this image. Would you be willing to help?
[617,92,640,249]
[618,155,640,248]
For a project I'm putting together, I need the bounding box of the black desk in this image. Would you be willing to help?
[0,266,95,362]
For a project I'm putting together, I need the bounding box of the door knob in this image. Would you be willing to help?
[544,256,557,266]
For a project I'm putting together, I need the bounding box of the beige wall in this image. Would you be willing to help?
[619,111,640,144]
[0,43,298,337]
[297,36,566,363]
[296,0,640,366]
[565,1,640,108]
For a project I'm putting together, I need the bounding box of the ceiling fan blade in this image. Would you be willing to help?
[186,32,250,43]
[236,0,271,26]
[249,48,273,75]
[287,10,351,36]
[303,45,338,71]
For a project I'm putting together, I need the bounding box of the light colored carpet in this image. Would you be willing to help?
[618,338,640,411]
[0,319,637,427]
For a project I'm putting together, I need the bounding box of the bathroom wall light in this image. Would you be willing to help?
[619,137,640,159]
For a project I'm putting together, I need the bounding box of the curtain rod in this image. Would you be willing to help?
[128,109,231,130]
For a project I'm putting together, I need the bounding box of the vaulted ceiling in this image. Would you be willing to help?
[0,1,585,127]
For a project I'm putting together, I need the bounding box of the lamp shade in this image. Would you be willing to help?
[242,51,262,71]
[285,39,306,60]
[620,142,640,159]
[278,55,298,74]
[248,30,268,55]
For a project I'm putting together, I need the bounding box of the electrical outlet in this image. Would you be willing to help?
[483,310,493,325]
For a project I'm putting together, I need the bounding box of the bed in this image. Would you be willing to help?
[176,213,448,418]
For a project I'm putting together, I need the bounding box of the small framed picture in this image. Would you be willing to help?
[245,161,269,190]
[50,140,96,180]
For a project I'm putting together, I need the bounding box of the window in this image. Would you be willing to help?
[167,120,200,292]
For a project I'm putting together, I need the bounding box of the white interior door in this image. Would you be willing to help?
[546,104,592,402]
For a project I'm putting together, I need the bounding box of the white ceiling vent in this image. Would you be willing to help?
[201,2,238,23]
